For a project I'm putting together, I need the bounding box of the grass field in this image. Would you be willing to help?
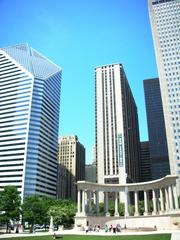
[0,234,171,240]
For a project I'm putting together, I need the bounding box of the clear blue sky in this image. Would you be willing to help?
[0,0,158,163]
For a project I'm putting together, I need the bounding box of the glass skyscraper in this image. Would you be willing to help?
[0,44,61,200]
[148,0,180,190]
[144,78,170,180]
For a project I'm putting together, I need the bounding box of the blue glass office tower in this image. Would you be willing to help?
[144,78,170,180]
[0,44,61,200]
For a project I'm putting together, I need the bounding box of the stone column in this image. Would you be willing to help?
[82,190,86,215]
[77,190,81,213]
[168,185,174,212]
[114,192,119,217]
[173,184,179,211]
[87,191,92,213]
[104,192,110,216]
[124,187,129,217]
[159,188,164,214]
[165,187,170,212]
[152,189,157,215]
[93,191,96,205]
[96,190,99,214]
[134,191,139,216]
[49,215,54,232]
[144,190,148,216]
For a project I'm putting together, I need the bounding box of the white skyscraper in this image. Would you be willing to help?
[95,63,140,201]
[0,44,61,200]
[148,0,180,190]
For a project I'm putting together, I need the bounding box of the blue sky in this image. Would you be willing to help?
[0,0,158,163]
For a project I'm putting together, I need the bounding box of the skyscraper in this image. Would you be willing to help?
[148,0,180,188]
[95,63,140,196]
[57,135,85,201]
[144,78,170,179]
[139,141,151,182]
[0,44,61,200]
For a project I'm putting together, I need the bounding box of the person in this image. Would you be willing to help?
[113,224,116,233]
[109,224,113,232]
[97,224,100,232]
[116,223,121,232]
[85,225,89,233]
[104,224,108,233]
[93,224,96,231]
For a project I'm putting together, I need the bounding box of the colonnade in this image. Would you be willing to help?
[76,175,179,217]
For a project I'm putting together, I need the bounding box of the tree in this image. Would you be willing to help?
[108,200,115,216]
[0,186,21,233]
[49,199,76,228]
[22,195,53,233]
[118,203,125,216]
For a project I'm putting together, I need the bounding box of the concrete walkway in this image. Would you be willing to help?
[171,232,180,240]
[0,229,179,239]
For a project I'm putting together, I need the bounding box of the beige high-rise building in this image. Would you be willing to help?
[95,63,140,201]
[57,135,85,201]
[148,0,180,192]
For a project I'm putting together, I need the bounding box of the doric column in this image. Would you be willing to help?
[124,187,129,217]
[152,189,157,215]
[168,185,174,211]
[114,192,119,217]
[104,192,110,216]
[165,187,170,212]
[82,190,86,215]
[134,191,139,216]
[159,188,164,214]
[88,191,92,213]
[144,190,148,216]
[173,184,179,211]
[93,191,96,205]
[77,190,81,213]
[96,190,99,214]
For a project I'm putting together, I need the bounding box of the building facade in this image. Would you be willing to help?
[57,135,85,201]
[0,44,61,200]
[148,0,180,190]
[140,141,151,182]
[144,78,170,180]
[95,63,140,201]
[85,163,96,183]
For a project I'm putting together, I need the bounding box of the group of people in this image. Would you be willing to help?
[85,223,121,234]
[85,224,100,233]
[105,223,121,233]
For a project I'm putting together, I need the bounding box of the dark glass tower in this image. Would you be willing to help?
[144,78,170,180]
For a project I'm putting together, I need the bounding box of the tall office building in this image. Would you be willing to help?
[95,63,140,197]
[148,0,180,189]
[0,44,61,200]
[144,78,170,179]
[57,135,85,201]
[139,141,151,182]
[85,145,96,182]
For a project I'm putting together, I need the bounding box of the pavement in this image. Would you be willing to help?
[0,229,180,239]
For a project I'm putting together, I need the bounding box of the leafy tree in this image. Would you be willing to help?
[118,203,125,216]
[99,202,104,215]
[49,199,76,228]
[138,200,144,215]
[108,200,115,216]
[128,204,135,216]
[22,195,53,232]
[0,186,21,233]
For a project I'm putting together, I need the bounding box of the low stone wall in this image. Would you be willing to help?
[75,214,180,230]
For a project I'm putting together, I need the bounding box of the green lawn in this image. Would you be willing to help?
[0,234,171,240]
